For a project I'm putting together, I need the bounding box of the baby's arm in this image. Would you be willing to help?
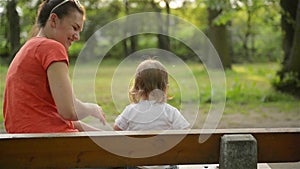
[171,108,190,129]
[114,112,128,131]
[113,124,123,131]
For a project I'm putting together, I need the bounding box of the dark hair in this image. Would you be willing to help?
[29,0,85,37]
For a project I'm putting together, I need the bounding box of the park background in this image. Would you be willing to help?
[0,0,299,132]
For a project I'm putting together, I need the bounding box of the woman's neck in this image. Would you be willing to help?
[36,29,48,38]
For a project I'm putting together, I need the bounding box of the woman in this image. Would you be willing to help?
[3,0,106,133]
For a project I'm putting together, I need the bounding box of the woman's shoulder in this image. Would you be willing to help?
[29,37,64,49]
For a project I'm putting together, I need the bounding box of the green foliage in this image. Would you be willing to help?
[83,0,123,41]
[68,42,85,62]
[0,1,8,59]
[205,0,234,26]
[231,0,282,62]
[272,71,300,96]
[204,0,230,11]
[0,44,9,59]
[172,1,208,30]
[213,10,234,26]
[0,64,8,123]
[224,63,296,103]
[18,1,38,37]
[0,0,286,64]
[103,33,200,61]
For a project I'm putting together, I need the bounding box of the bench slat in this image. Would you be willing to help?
[0,128,299,168]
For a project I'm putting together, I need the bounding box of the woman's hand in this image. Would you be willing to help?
[96,105,106,125]
[87,103,106,125]
[74,99,106,125]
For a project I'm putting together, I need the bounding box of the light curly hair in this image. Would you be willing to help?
[129,59,169,103]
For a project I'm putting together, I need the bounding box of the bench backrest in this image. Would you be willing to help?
[0,128,299,168]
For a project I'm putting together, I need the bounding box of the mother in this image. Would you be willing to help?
[3,0,106,133]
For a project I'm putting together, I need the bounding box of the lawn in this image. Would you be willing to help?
[0,60,299,132]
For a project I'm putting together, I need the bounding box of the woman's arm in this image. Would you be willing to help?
[73,121,102,131]
[47,61,106,124]
[47,62,77,120]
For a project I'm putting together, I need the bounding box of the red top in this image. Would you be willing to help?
[3,37,78,133]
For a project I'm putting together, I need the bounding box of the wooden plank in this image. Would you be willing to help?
[0,128,299,168]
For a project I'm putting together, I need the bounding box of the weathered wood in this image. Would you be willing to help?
[0,128,299,168]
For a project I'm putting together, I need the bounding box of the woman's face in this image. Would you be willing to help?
[51,10,84,50]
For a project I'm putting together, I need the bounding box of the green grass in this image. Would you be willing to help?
[0,65,7,123]
[0,60,299,128]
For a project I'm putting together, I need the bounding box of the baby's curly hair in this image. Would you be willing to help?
[129,59,169,103]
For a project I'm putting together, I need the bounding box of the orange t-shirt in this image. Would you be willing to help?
[3,37,78,133]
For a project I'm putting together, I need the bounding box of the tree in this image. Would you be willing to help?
[280,0,298,66]
[123,0,138,57]
[1,0,39,61]
[0,1,9,59]
[274,0,300,96]
[6,0,20,58]
[118,0,171,58]
[288,1,300,73]
[240,0,259,61]
[206,0,232,69]
[151,0,171,51]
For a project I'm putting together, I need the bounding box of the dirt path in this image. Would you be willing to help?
[188,105,300,129]
[216,110,300,128]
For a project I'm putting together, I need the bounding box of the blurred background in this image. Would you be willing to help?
[0,0,292,65]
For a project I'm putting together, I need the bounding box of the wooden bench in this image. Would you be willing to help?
[0,128,299,168]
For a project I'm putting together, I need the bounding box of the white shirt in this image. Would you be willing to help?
[115,100,190,131]
[115,100,190,169]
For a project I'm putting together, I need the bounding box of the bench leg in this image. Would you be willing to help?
[219,134,257,169]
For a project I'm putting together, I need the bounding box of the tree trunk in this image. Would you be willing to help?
[280,0,298,68]
[7,0,20,57]
[152,0,170,51]
[162,0,170,51]
[244,6,252,61]
[286,0,300,73]
[275,0,300,96]
[123,0,130,57]
[122,0,138,57]
[207,8,232,69]
[130,35,137,53]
